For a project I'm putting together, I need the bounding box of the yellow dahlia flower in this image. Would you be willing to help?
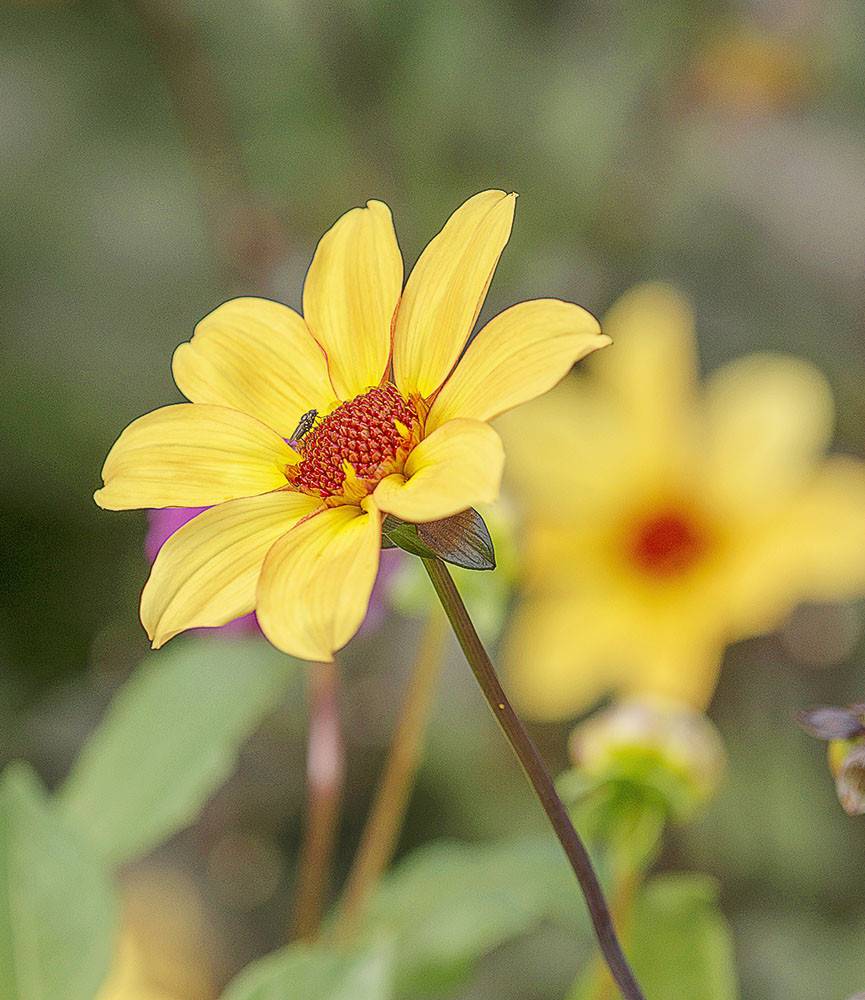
[95,191,609,661]
[502,282,865,720]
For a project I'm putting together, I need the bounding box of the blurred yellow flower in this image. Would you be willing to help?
[97,934,179,1000]
[692,24,811,114]
[95,191,608,661]
[97,868,214,1000]
[502,283,865,719]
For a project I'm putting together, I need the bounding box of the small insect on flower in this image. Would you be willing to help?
[94,190,610,661]
[289,409,318,447]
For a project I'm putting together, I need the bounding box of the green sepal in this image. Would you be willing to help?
[381,517,438,558]
[381,508,496,571]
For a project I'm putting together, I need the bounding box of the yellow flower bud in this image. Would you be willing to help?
[569,697,726,822]
[828,740,865,816]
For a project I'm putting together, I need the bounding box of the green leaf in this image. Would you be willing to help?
[58,637,297,866]
[364,836,588,997]
[0,762,117,1000]
[629,874,739,1000]
[221,940,394,1000]
[382,509,496,570]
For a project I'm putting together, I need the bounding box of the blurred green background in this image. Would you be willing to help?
[2,1,865,997]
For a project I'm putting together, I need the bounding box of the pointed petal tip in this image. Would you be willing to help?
[143,616,161,648]
[364,198,392,213]
[147,623,177,650]
[92,486,125,511]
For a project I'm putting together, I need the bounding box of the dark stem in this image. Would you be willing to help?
[423,558,647,1000]
[291,660,345,941]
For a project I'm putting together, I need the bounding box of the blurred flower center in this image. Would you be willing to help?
[627,509,708,577]
[288,383,417,499]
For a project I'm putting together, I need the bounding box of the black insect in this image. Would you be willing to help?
[289,409,318,446]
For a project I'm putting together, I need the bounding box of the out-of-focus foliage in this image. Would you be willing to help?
[362,836,585,997]
[97,931,187,1000]
[0,763,117,1000]
[628,875,738,1000]
[58,639,298,866]
[221,940,394,1000]
[568,876,738,1000]
[563,698,738,1000]
[224,835,589,1000]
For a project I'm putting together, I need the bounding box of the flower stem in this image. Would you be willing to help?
[291,659,345,941]
[336,609,447,937]
[423,558,647,1000]
[582,870,641,1000]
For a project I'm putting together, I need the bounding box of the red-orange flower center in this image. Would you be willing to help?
[628,510,708,577]
[289,384,416,499]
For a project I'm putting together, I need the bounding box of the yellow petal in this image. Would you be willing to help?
[256,503,381,661]
[393,190,516,399]
[503,593,623,721]
[426,298,608,433]
[728,456,865,626]
[498,379,635,520]
[373,418,504,523]
[594,282,696,402]
[302,200,403,400]
[172,297,336,437]
[590,283,700,474]
[793,457,865,600]
[94,404,299,510]
[703,352,834,511]
[141,491,322,648]
[622,614,724,710]
[505,588,723,721]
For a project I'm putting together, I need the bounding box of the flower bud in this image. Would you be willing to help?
[829,742,865,817]
[568,697,726,822]
[797,702,865,817]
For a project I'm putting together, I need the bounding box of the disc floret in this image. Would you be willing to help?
[289,383,419,501]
